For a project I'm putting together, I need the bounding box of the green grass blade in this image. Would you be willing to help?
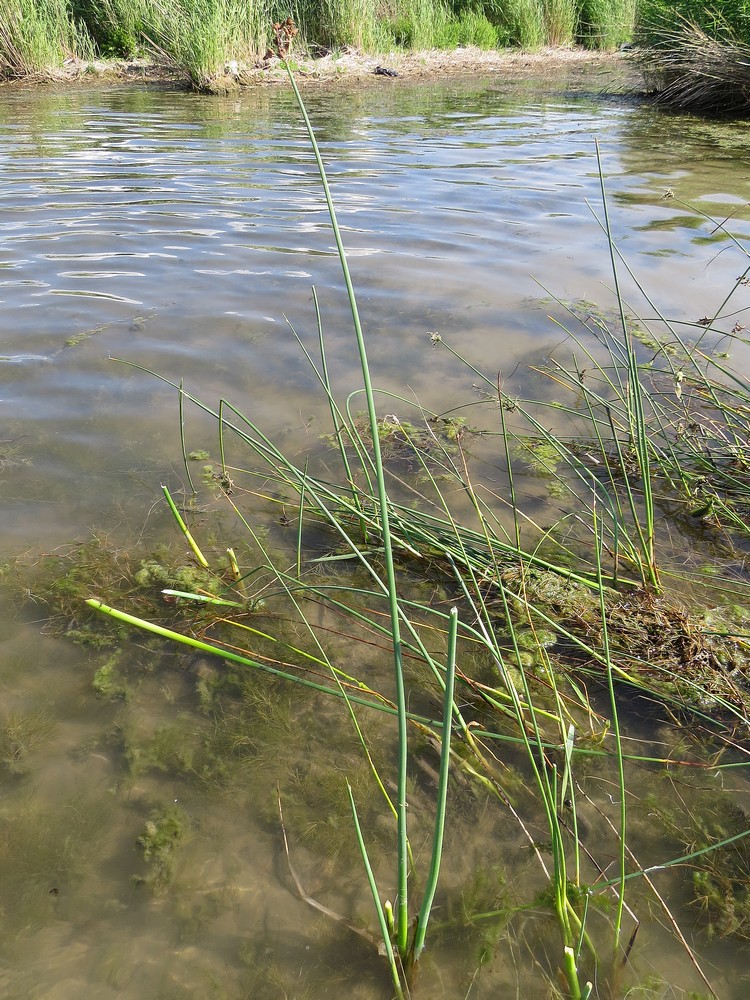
[285,63,411,956]
[413,607,458,963]
[346,782,407,1000]
[178,379,196,496]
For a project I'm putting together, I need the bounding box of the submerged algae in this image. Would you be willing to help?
[134,804,190,894]
[0,707,57,776]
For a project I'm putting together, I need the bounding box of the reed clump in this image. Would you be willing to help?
[635,3,750,114]
[635,0,750,46]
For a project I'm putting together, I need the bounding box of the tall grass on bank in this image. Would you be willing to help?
[636,13,750,113]
[636,0,750,46]
[0,0,93,76]
[1,0,638,84]
[147,0,273,88]
[495,0,546,48]
[578,0,635,50]
[83,70,750,998]
[544,0,578,47]
[74,0,165,58]
[635,1,750,113]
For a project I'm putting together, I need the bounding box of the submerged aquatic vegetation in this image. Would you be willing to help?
[133,803,189,893]
[10,530,257,649]
[0,792,113,927]
[0,707,57,776]
[92,652,129,700]
[646,788,750,942]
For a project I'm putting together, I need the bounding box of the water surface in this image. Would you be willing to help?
[1,74,749,999]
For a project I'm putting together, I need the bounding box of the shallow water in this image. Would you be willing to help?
[1,75,749,998]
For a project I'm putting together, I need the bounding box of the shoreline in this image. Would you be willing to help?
[0,46,642,94]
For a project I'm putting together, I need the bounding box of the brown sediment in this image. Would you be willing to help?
[0,46,640,94]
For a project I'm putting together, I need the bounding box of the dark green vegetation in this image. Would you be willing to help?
[0,0,637,88]
[24,71,740,997]
[635,0,750,112]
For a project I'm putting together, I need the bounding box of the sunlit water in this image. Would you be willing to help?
[1,74,749,999]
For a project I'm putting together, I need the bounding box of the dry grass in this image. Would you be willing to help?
[638,18,750,114]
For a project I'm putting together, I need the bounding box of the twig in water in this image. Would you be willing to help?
[276,785,379,951]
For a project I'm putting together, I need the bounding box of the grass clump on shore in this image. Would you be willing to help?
[0,0,93,76]
[0,1,638,88]
[635,1,750,113]
[636,0,750,46]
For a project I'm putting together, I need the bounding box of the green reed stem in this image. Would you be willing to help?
[596,140,658,588]
[296,459,306,580]
[178,379,196,495]
[85,599,432,727]
[218,398,227,475]
[593,503,627,954]
[161,483,209,568]
[226,547,241,583]
[285,63,411,957]
[311,285,373,503]
[413,606,458,963]
[346,782,406,1000]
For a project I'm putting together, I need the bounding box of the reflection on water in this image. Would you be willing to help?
[1,75,749,997]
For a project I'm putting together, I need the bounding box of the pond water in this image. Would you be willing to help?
[1,73,749,999]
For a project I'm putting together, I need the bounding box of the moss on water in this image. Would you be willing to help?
[495,563,750,717]
[134,557,224,595]
[514,439,563,480]
[63,321,111,348]
[322,412,481,471]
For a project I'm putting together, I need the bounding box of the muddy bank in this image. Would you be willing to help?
[1,45,640,94]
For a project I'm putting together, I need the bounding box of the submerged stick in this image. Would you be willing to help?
[276,786,378,949]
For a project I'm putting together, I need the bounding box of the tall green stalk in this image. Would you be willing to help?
[284,63,412,960]
[347,783,406,1000]
[593,503,627,960]
[595,140,659,590]
[412,606,458,964]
